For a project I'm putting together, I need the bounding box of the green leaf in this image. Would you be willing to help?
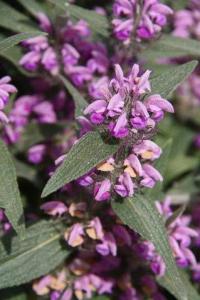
[0,220,68,289]
[112,195,187,300]
[159,270,200,300]
[16,0,48,16]
[48,0,109,37]
[142,35,200,59]
[151,61,198,98]
[14,159,37,184]
[42,131,119,197]
[59,74,88,118]
[0,32,46,54]
[0,140,25,236]
[0,45,32,76]
[0,1,38,32]
[15,122,65,152]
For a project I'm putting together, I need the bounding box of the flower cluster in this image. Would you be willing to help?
[173,0,200,39]
[31,197,199,300]
[80,64,174,200]
[0,76,17,124]
[20,13,109,89]
[112,0,173,44]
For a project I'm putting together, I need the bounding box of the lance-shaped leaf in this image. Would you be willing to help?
[59,74,88,118]
[0,1,37,33]
[0,32,46,54]
[0,35,31,76]
[0,220,68,289]
[0,140,24,236]
[112,195,187,300]
[47,0,109,37]
[14,159,37,184]
[16,0,48,16]
[42,131,119,197]
[151,60,198,98]
[159,270,200,300]
[142,34,200,59]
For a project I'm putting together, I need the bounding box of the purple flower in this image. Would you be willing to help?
[115,172,135,197]
[86,217,104,240]
[28,144,46,164]
[96,232,117,256]
[133,140,162,160]
[33,101,57,123]
[37,12,52,33]
[41,47,59,75]
[141,163,163,188]
[94,179,111,201]
[62,43,80,67]
[112,0,172,44]
[0,76,17,123]
[40,201,68,216]
[65,223,85,247]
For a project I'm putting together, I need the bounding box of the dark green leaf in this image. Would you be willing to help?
[0,140,24,236]
[42,131,119,197]
[59,74,88,118]
[16,0,48,16]
[151,61,198,98]
[48,0,109,37]
[0,32,46,54]
[0,45,32,76]
[0,1,38,32]
[142,35,200,59]
[112,195,187,300]
[0,220,68,289]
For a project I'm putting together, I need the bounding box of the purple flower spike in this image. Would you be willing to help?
[112,0,172,44]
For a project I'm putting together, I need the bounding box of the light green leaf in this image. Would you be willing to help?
[48,0,109,37]
[142,35,200,59]
[0,140,24,236]
[0,32,46,54]
[42,131,119,197]
[0,220,68,289]
[159,270,200,300]
[151,61,198,98]
[59,74,88,118]
[112,195,187,300]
